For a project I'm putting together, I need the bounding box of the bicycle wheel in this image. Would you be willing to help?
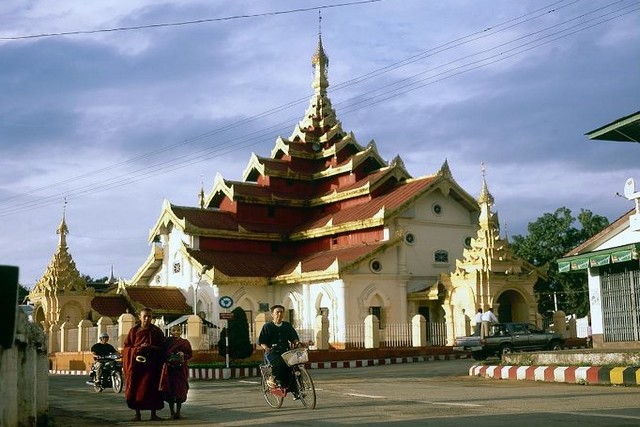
[296,366,316,409]
[261,371,283,409]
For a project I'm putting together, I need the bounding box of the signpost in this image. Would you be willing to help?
[219,296,234,370]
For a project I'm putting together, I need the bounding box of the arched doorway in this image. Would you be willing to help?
[496,290,529,323]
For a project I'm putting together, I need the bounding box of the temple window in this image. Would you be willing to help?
[434,250,449,263]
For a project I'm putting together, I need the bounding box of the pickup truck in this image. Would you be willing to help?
[453,322,564,361]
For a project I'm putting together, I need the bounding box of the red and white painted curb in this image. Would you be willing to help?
[469,364,640,386]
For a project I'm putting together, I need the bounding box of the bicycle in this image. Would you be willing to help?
[260,347,316,409]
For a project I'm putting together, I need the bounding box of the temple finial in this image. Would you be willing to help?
[57,197,69,248]
[311,12,329,93]
[198,174,206,209]
[478,162,494,205]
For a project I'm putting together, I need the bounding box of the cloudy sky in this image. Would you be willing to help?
[1,0,639,286]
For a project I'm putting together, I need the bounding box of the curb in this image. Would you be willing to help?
[470,364,640,386]
[49,353,469,380]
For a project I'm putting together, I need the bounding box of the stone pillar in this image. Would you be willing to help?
[96,317,113,339]
[443,305,454,346]
[77,319,93,351]
[553,310,567,337]
[49,323,60,354]
[364,314,380,349]
[60,321,74,353]
[314,314,329,350]
[411,314,426,347]
[567,316,577,339]
[118,313,136,349]
[186,315,205,350]
[255,312,269,344]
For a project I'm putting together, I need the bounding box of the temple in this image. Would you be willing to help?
[29,36,542,347]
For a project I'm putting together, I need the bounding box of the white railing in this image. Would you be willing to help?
[380,323,412,347]
[341,324,365,348]
[332,322,448,348]
[49,317,451,355]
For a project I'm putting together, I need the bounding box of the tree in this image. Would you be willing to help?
[18,284,30,304]
[217,307,254,360]
[511,207,609,318]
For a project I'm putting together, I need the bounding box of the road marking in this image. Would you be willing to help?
[557,412,640,420]
[422,401,484,407]
[345,393,385,398]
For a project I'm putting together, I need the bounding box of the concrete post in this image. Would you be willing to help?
[49,323,60,354]
[60,321,74,353]
[567,316,577,339]
[77,319,93,351]
[553,310,567,338]
[411,314,426,347]
[118,313,136,349]
[314,313,329,350]
[187,315,205,350]
[255,312,269,344]
[96,317,113,340]
[364,314,380,349]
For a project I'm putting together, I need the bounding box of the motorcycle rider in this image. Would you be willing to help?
[91,332,118,385]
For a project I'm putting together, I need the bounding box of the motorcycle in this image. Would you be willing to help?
[86,353,123,393]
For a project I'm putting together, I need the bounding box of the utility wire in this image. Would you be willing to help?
[0,0,579,206]
[0,1,637,217]
[0,0,385,40]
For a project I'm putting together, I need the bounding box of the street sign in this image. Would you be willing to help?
[219,296,234,309]
[219,312,234,320]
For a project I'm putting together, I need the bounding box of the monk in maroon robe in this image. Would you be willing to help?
[159,325,193,420]
[123,307,166,421]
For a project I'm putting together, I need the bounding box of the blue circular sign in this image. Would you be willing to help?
[219,296,234,309]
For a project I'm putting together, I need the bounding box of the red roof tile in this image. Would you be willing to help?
[188,249,291,277]
[298,176,436,231]
[91,296,134,318]
[126,287,192,312]
[296,243,386,273]
[172,206,238,231]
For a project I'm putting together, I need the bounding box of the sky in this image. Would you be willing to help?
[1,0,639,287]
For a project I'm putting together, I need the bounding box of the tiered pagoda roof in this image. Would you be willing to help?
[134,37,477,286]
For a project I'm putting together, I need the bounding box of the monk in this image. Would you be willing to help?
[123,307,166,421]
[159,325,193,420]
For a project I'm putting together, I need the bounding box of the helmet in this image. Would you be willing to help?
[99,332,109,339]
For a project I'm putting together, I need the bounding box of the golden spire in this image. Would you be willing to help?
[57,198,69,248]
[311,11,329,93]
[478,162,494,206]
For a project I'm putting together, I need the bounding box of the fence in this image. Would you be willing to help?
[331,322,446,349]
[48,316,449,353]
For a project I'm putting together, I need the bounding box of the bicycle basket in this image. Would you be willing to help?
[281,348,309,366]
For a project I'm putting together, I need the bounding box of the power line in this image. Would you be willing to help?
[0,0,579,208]
[0,1,637,217]
[0,0,385,41]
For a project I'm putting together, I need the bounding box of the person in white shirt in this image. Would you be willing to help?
[481,307,498,338]
[473,309,483,336]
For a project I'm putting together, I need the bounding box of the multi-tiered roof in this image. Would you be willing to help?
[140,37,471,286]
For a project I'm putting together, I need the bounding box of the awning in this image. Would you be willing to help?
[558,243,639,272]
[586,111,640,143]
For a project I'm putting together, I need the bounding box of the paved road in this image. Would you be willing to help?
[50,359,640,426]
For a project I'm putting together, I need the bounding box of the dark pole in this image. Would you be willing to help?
[0,265,19,348]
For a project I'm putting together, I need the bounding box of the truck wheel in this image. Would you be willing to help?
[499,344,513,356]
[549,341,563,351]
[471,351,487,361]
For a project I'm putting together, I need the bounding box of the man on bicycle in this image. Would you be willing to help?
[258,305,300,396]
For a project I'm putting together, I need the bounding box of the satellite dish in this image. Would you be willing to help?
[624,178,640,200]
